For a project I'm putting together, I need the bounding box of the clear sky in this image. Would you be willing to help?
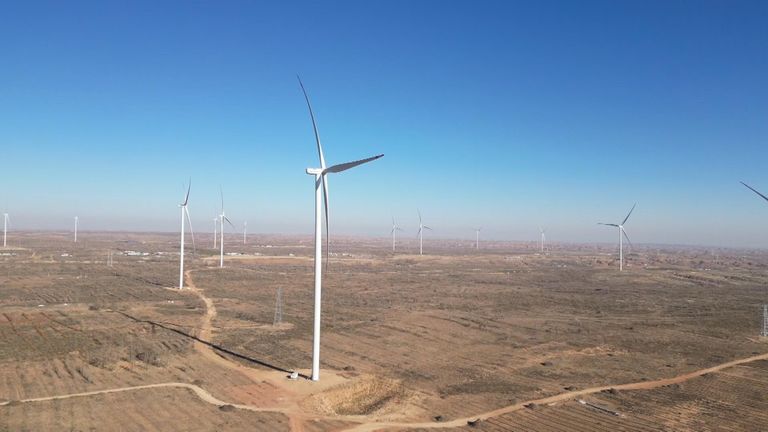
[1,1,767,247]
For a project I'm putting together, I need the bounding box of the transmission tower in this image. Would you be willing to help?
[762,304,768,337]
[273,287,283,326]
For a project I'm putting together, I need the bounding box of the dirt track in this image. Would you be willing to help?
[0,381,281,413]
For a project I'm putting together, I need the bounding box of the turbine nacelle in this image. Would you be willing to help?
[306,168,323,175]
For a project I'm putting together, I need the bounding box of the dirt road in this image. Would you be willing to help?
[0,381,283,413]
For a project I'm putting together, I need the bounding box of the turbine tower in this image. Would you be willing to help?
[299,76,383,381]
[475,227,482,250]
[74,216,78,243]
[539,227,546,253]
[598,204,636,271]
[417,210,432,255]
[3,213,8,247]
[243,221,247,245]
[391,217,403,252]
[218,188,235,268]
[178,180,195,289]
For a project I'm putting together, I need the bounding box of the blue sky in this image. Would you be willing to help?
[1,1,767,247]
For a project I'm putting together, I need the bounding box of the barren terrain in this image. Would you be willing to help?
[2,231,768,431]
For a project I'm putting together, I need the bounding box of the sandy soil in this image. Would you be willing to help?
[2,232,768,431]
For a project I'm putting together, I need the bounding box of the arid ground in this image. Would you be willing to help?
[2,232,768,431]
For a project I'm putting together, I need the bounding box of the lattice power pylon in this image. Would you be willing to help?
[762,304,768,337]
[273,287,283,326]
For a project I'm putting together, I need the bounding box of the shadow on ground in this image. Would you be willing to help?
[111,310,310,379]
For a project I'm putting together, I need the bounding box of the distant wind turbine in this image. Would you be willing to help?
[178,180,195,289]
[475,227,482,250]
[218,188,236,268]
[417,210,432,255]
[243,221,247,245]
[74,216,78,243]
[391,217,403,252]
[539,227,546,253]
[598,204,636,271]
[299,76,383,381]
[3,213,8,247]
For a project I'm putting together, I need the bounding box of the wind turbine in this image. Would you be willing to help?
[74,216,78,243]
[218,188,236,268]
[299,76,383,381]
[539,227,546,253]
[213,216,218,249]
[178,180,195,289]
[743,182,768,337]
[598,204,636,271]
[417,210,432,255]
[243,221,247,245]
[391,217,403,252]
[475,227,482,250]
[3,213,8,248]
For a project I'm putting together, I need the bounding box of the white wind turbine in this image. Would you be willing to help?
[475,227,482,250]
[178,180,195,289]
[417,210,432,255]
[598,204,636,271]
[391,217,403,252]
[243,221,247,245]
[74,216,78,243]
[741,182,768,337]
[218,188,236,268]
[299,76,383,381]
[539,227,546,253]
[3,213,8,248]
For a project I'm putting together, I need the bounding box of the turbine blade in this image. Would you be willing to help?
[418,209,422,224]
[224,216,236,231]
[423,226,433,230]
[324,154,384,174]
[220,186,224,213]
[185,206,196,256]
[417,227,422,238]
[322,174,330,270]
[297,76,326,169]
[622,227,633,248]
[741,181,768,202]
[598,223,619,227]
[622,203,636,225]
[182,178,191,206]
